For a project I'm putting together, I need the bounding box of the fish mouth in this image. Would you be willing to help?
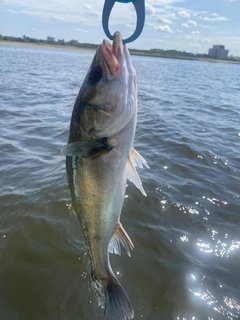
[99,31,124,78]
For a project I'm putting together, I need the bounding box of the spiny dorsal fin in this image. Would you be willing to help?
[109,223,134,257]
[131,148,149,169]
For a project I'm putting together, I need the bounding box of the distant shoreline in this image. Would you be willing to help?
[1,40,240,64]
[129,51,240,64]
[0,40,95,52]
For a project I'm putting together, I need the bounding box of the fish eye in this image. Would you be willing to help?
[89,67,102,84]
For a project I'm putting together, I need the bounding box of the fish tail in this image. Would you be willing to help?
[93,274,134,320]
[104,275,134,320]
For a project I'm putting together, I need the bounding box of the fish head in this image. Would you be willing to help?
[80,32,137,139]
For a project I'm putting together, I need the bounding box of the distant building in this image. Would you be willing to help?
[69,39,78,44]
[47,36,55,42]
[208,45,229,59]
[58,39,65,43]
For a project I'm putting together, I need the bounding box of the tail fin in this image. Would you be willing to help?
[105,276,134,320]
[93,274,134,320]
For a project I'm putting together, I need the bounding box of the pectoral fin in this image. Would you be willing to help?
[62,138,113,157]
[126,149,148,196]
[109,223,134,257]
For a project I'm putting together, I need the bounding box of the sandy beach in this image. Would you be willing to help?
[0,40,95,52]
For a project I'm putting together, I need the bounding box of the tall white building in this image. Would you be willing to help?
[47,36,55,42]
[208,45,229,59]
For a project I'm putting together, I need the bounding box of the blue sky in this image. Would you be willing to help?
[0,0,240,56]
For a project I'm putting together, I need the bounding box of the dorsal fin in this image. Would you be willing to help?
[126,149,148,196]
[130,148,149,169]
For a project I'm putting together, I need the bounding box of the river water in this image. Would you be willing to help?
[0,44,240,320]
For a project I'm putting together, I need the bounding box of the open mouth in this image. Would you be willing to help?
[99,32,124,78]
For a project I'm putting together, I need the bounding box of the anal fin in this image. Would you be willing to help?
[109,223,134,257]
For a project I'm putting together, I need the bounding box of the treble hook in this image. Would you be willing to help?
[102,0,145,44]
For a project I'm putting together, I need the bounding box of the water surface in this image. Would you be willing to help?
[0,44,240,320]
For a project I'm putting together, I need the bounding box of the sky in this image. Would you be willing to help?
[0,0,240,56]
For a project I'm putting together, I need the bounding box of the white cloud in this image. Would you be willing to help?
[4,0,102,25]
[74,28,88,33]
[145,3,155,15]
[199,14,229,22]
[52,16,65,21]
[146,0,184,4]
[200,38,210,42]
[191,31,200,34]
[202,16,228,21]
[7,8,18,14]
[178,10,191,18]
[176,29,183,33]
[154,25,174,33]
[83,4,92,9]
[200,24,217,30]
[182,20,197,27]
[166,12,177,19]
[157,17,172,25]
[126,23,135,28]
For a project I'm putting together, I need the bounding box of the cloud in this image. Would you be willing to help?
[146,0,184,4]
[51,16,65,21]
[154,25,174,33]
[170,13,178,19]
[7,8,18,14]
[145,3,155,15]
[191,31,200,34]
[157,17,172,25]
[2,0,103,25]
[178,10,190,18]
[74,28,88,33]
[200,38,210,42]
[201,16,228,21]
[199,14,229,21]
[200,24,217,30]
[83,4,92,9]
[176,29,183,33]
[182,20,197,27]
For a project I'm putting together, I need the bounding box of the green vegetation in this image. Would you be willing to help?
[129,47,209,60]
[0,34,239,62]
[0,34,99,50]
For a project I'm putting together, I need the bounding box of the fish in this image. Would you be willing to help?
[62,31,148,320]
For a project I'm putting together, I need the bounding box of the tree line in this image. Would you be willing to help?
[1,34,239,61]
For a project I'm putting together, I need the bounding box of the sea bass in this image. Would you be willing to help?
[63,32,148,320]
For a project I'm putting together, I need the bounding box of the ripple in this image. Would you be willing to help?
[0,45,240,320]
